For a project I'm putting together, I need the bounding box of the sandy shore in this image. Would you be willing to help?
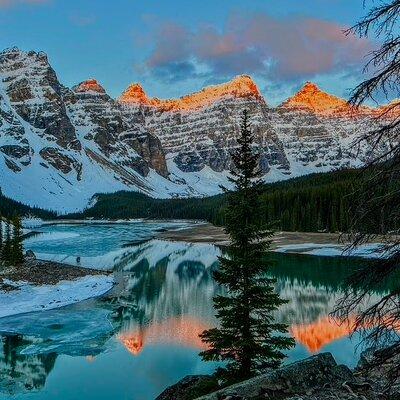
[158,223,344,248]
[157,223,388,259]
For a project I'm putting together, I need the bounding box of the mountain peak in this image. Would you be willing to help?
[73,79,106,94]
[280,82,355,116]
[119,75,263,111]
[0,47,49,66]
[0,46,22,56]
[119,83,151,105]
[219,75,262,98]
[300,81,322,94]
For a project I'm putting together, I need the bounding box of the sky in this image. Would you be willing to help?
[0,0,376,105]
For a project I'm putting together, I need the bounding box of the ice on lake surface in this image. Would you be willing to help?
[24,220,194,269]
[0,221,385,399]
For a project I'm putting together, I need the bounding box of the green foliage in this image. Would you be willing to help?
[11,215,24,265]
[0,190,54,267]
[199,110,294,384]
[69,191,226,223]
[0,215,24,267]
[72,168,390,234]
[259,170,358,233]
[1,221,12,266]
[0,189,55,220]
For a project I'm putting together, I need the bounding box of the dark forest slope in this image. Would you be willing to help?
[70,169,373,233]
[0,189,55,220]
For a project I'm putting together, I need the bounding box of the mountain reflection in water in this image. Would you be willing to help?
[118,316,210,356]
[0,233,387,399]
[291,317,354,353]
[0,335,56,395]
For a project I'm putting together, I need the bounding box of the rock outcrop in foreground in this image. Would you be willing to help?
[156,352,399,400]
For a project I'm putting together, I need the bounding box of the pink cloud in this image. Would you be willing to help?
[147,23,192,68]
[141,13,373,83]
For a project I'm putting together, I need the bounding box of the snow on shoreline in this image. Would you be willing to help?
[274,243,386,259]
[0,275,114,319]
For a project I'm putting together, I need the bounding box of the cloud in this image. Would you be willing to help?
[0,0,48,8]
[139,13,373,84]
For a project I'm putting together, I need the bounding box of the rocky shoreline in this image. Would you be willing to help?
[0,253,114,318]
[0,255,111,291]
[156,351,399,400]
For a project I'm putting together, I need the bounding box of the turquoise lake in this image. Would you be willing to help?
[0,221,383,399]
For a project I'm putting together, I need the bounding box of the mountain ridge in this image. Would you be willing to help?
[1,46,396,112]
[279,81,376,117]
[119,75,264,111]
[0,48,391,212]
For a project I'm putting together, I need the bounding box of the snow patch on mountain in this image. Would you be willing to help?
[0,48,392,212]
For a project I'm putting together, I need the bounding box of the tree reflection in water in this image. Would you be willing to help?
[0,240,389,396]
[109,241,383,357]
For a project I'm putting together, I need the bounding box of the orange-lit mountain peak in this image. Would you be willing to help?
[281,82,374,117]
[301,81,322,94]
[169,74,263,109]
[119,75,264,111]
[220,74,262,98]
[73,79,106,94]
[119,83,151,105]
[281,82,350,115]
[375,99,400,120]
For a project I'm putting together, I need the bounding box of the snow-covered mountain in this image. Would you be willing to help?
[0,48,390,212]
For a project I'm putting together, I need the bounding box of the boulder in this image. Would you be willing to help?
[155,375,218,400]
[195,353,353,400]
[25,250,36,260]
[356,347,379,371]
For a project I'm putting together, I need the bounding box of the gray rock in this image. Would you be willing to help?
[196,353,353,400]
[155,375,218,400]
[356,348,378,371]
[25,250,36,260]
[67,79,168,178]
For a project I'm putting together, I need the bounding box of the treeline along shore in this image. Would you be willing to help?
[3,167,396,235]
[66,168,395,234]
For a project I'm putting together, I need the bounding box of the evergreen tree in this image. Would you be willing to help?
[199,110,294,384]
[0,213,3,262]
[11,215,24,265]
[2,222,12,265]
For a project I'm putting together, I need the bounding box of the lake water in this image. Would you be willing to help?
[0,221,383,399]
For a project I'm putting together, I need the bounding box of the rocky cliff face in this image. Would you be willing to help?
[0,49,173,211]
[120,76,287,175]
[66,79,168,178]
[157,351,392,400]
[119,78,382,183]
[0,48,390,212]
[0,48,80,178]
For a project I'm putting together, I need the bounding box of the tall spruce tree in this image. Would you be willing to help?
[0,214,3,263]
[2,222,12,266]
[11,215,24,265]
[200,110,294,384]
